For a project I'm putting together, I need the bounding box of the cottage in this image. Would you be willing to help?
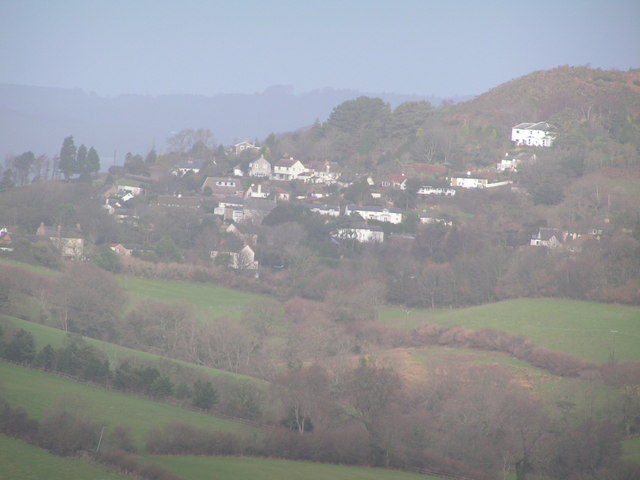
[36,222,84,259]
[530,228,564,248]
[211,243,258,270]
[511,122,557,147]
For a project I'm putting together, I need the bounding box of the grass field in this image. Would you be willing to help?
[380,299,640,363]
[0,362,259,450]
[623,437,640,464]
[0,434,129,480]
[121,276,263,320]
[152,455,441,480]
[0,313,264,386]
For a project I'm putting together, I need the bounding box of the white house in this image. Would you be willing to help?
[450,172,489,189]
[335,225,384,243]
[530,227,564,248]
[345,205,403,224]
[272,157,306,181]
[308,204,341,217]
[511,122,557,147]
[245,183,270,199]
[417,186,456,196]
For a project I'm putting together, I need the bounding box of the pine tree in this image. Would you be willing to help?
[58,136,77,180]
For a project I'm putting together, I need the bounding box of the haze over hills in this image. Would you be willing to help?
[0,83,465,163]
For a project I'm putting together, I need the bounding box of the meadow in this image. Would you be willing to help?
[0,434,129,480]
[121,275,263,320]
[151,455,440,480]
[381,298,640,363]
[0,362,259,450]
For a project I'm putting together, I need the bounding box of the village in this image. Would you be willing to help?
[2,120,606,276]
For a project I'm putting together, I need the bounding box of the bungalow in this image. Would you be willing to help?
[450,172,489,189]
[308,204,341,217]
[417,186,456,196]
[172,158,203,177]
[511,122,557,147]
[201,177,244,197]
[419,215,453,226]
[272,157,306,181]
[345,205,403,224]
[334,224,384,243]
[36,222,84,259]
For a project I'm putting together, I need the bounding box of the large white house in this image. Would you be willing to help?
[511,122,557,147]
[345,205,403,224]
[272,157,306,181]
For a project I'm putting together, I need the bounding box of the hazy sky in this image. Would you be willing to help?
[1,0,639,98]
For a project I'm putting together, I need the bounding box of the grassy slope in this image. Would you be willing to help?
[0,434,130,480]
[121,276,263,320]
[0,362,258,450]
[0,313,264,386]
[153,455,439,480]
[381,299,640,363]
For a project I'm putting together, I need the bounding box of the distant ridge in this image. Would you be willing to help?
[0,83,466,160]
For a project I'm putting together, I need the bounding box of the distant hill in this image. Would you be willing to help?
[0,83,460,162]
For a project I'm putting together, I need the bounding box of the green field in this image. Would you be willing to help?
[152,455,440,480]
[0,362,258,450]
[623,437,640,464]
[0,313,264,386]
[121,276,264,320]
[381,299,640,363]
[0,434,130,480]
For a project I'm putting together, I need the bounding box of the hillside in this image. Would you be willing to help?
[450,66,640,129]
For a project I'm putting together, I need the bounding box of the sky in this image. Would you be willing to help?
[1,0,639,98]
